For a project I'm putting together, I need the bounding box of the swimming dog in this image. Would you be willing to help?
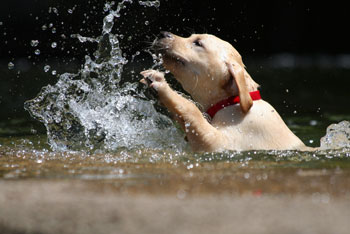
[141,32,312,152]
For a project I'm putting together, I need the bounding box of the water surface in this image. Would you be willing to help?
[1,115,350,198]
[1,0,350,199]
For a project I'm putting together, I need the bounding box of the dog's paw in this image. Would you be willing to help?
[140,70,168,92]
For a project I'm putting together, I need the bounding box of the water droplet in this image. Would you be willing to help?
[138,0,160,8]
[30,40,39,47]
[286,89,289,93]
[51,42,57,48]
[51,70,57,76]
[41,24,47,31]
[34,49,40,55]
[103,13,114,34]
[44,65,51,72]
[244,172,250,179]
[144,20,149,25]
[309,120,318,126]
[51,28,56,34]
[262,173,268,180]
[0,22,3,26]
[293,110,297,114]
[49,23,53,28]
[8,62,14,70]
[52,7,58,14]
[176,189,187,199]
[68,9,73,14]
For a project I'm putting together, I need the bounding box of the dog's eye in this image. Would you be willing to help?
[193,39,203,47]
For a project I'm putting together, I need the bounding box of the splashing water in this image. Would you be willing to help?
[138,0,160,8]
[24,0,186,152]
[320,121,350,150]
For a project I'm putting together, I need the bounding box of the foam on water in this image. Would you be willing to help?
[24,0,186,152]
[320,120,350,150]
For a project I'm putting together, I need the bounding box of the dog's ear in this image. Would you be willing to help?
[226,62,253,113]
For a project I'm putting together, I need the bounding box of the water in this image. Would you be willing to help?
[25,0,185,152]
[320,120,350,149]
[1,125,350,196]
[2,0,350,197]
[2,4,350,234]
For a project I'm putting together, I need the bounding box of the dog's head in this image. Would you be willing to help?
[153,32,259,113]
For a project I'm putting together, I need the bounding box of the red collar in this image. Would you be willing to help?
[206,90,261,119]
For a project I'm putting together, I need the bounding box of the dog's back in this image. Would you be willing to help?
[212,100,308,151]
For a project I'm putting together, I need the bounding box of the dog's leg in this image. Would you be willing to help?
[140,70,224,151]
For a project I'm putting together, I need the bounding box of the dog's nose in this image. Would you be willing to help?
[160,31,173,39]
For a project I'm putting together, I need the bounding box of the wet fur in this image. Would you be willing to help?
[141,32,313,152]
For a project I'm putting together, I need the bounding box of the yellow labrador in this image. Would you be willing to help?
[141,32,313,152]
